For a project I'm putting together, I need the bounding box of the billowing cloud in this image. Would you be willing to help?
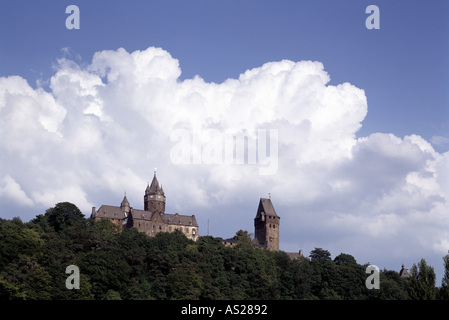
[0,47,448,278]
[0,175,34,207]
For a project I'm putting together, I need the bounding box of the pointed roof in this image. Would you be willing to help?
[120,194,129,208]
[255,198,279,219]
[146,171,164,196]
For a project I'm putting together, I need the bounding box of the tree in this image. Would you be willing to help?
[291,256,314,299]
[334,253,357,266]
[196,236,228,299]
[408,258,436,300]
[167,267,203,299]
[0,275,27,300]
[0,255,52,300]
[377,270,409,300]
[44,202,85,232]
[0,218,44,270]
[103,289,122,300]
[232,229,252,244]
[309,248,331,262]
[333,254,367,299]
[439,253,449,300]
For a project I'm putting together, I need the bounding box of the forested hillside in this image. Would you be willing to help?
[1,202,448,300]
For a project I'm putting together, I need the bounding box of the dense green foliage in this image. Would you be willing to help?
[0,202,448,300]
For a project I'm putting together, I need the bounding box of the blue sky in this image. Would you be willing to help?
[1,0,449,282]
[1,0,448,147]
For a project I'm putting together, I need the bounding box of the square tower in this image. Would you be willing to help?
[254,198,280,251]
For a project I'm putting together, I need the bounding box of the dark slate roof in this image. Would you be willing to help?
[285,251,304,260]
[162,213,198,227]
[256,198,279,218]
[131,209,154,220]
[117,208,198,227]
[95,205,128,219]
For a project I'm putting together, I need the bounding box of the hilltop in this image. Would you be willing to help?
[0,202,448,300]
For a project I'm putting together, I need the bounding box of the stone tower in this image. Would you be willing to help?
[144,171,166,213]
[254,198,280,251]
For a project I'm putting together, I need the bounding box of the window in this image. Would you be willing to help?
[192,229,196,235]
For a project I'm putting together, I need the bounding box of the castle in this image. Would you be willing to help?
[90,171,199,241]
[90,171,281,251]
[90,175,411,271]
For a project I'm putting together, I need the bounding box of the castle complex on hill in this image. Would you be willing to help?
[90,171,283,252]
[91,171,412,270]
[91,171,199,241]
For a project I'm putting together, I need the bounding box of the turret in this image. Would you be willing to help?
[120,193,130,216]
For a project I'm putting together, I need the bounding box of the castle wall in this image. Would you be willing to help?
[265,215,279,251]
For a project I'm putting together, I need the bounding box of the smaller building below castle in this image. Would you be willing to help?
[399,264,410,278]
[90,172,199,241]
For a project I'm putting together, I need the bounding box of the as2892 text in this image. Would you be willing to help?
[224,304,267,315]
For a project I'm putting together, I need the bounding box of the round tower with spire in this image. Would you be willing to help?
[144,169,166,213]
